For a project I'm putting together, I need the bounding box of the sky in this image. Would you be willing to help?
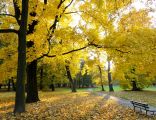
[131,0,156,27]
[70,0,156,28]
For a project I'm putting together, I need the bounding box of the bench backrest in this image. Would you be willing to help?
[130,101,149,110]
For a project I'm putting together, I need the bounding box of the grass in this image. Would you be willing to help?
[77,85,156,92]
[44,86,156,107]
[102,90,156,107]
[96,85,123,91]
[42,85,123,93]
[144,86,156,91]
[92,85,156,107]
[93,85,156,92]
[0,90,154,119]
[73,85,123,92]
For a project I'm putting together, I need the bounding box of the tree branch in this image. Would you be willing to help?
[63,0,74,13]
[49,0,74,33]
[62,45,88,55]
[89,43,105,48]
[115,49,131,53]
[64,11,84,14]
[0,14,15,18]
[0,29,18,34]
[36,45,89,60]
[36,42,132,61]
[57,0,66,9]
[13,0,21,25]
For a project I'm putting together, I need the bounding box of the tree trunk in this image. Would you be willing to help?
[65,65,77,92]
[72,79,77,92]
[14,0,29,113]
[51,84,55,91]
[131,81,140,91]
[101,85,104,91]
[82,78,84,88]
[78,72,82,88]
[57,83,61,88]
[68,83,71,88]
[39,67,43,90]
[8,79,11,91]
[25,1,41,103]
[62,83,67,87]
[78,81,81,88]
[108,59,114,92]
[11,78,16,91]
[26,60,40,103]
[98,65,105,91]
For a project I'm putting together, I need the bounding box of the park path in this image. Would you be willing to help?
[87,89,156,116]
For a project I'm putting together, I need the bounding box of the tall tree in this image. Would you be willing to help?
[65,64,77,92]
[25,0,74,102]
[26,60,39,103]
[97,65,105,91]
[107,57,114,92]
[14,0,29,113]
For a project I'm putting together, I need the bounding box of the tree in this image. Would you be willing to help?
[65,63,77,92]
[25,0,75,102]
[0,0,28,113]
[97,65,105,91]
[26,60,40,103]
[107,56,114,92]
[14,0,29,113]
[104,9,155,91]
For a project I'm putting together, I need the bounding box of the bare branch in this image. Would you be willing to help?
[63,0,74,13]
[57,0,66,9]
[0,29,18,34]
[64,11,84,14]
[36,45,89,60]
[115,49,131,53]
[62,45,88,55]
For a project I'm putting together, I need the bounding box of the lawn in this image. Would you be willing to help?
[88,85,156,92]
[104,90,156,107]
[144,86,156,91]
[0,90,155,120]
[92,85,156,107]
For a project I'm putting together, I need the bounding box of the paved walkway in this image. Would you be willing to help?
[94,91,156,116]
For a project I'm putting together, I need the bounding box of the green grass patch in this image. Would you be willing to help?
[78,85,123,92]
[144,86,156,91]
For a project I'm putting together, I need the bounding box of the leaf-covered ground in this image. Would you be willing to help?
[103,90,156,107]
[0,91,155,120]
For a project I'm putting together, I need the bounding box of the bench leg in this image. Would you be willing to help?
[151,111,155,115]
[134,106,135,111]
[146,110,148,115]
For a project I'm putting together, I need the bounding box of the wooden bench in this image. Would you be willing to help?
[130,101,156,115]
